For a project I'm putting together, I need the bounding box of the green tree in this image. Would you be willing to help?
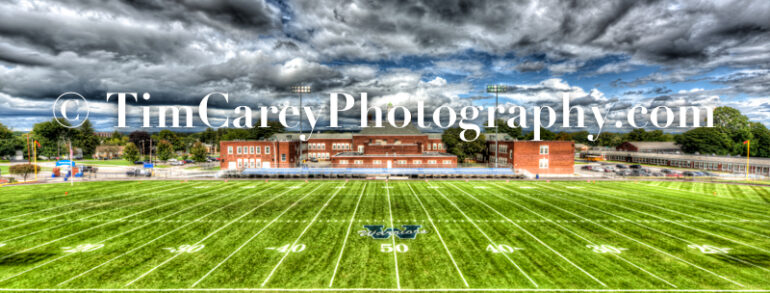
[747,122,770,157]
[570,131,591,144]
[250,121,286,140]
[523,127,556,140]
[105,131,127,145]
[123,142,140,163]
[9,164,40,181]
[221,128,252,141]
[486,119,522,140]
[154,130,182,151]
[31,119,72,158]
[156,140,174,161]
[190,142,208,162]
[595,132,623,147]
[0,122,23,158]
[75,120,99,158]
[675,127,733,156]
[554,132,571,141]
[441,127,486,163]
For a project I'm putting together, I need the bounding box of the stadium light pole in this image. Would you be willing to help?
[486,85,508,168]
[292,85,311,167]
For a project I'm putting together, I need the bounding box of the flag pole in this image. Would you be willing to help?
[746,140,750,181]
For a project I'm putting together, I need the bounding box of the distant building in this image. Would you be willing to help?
[485,134,575,175]
[583,150,770,176]
[94,145,124,159]
[616,141,680,153]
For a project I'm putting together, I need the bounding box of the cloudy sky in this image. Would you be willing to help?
[0,0,769,133]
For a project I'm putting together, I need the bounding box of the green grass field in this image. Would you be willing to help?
[0,180,768,291]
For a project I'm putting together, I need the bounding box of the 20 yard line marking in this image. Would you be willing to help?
[408,183,468,287]
[386,181,400,290]
[57,182,282,287]
[430,184,538,288]
[191,183,326,288]
[490,184,676,288]
[448,183,606,288]
[329,183,367,288]
[260,182,347,287]
[126,183,318,287]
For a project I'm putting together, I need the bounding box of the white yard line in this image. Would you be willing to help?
[386,181,401,290]
[0,182,178,221]
[1,288,770,292]
[190,183,326,288]
[328,183,367,288]
[260,183,346,287]
[490,183,676,288]
[407,183,468,288]
[0,184,212,262]
[640,183,770,218]
[57,182,282,287]
[531,183,743,288]
[125,183,317,287]
[430,184,538,288]
[447,183,606,288]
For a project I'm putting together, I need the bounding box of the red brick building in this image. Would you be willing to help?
[220,138,299,169]
[486,134,574,175]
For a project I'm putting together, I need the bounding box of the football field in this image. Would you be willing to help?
[0,180,768,291]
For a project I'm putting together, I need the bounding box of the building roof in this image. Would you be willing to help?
[622,141,680,151]
[332,151,456,158]
[485,133,516,141]
[271,132,353,141]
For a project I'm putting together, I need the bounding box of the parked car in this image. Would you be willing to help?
[682,171,696,177]
[581,165,593,170]
[629,164,642,169]
[133,161,145,165]
[184,159,195,164]
[661,169,673,174]
[615,164,628,169]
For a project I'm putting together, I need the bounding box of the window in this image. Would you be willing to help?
[413,160,422,164]
[373,160,382,165]
[443,160,452,165]
[265,146,270,154]
[249,146,254,154]
[281,154,286,161]
[237,146,242,154]
[398,160,407,164]
[250,159,255,168]
[428,160,437,164]
[237,159,243,168]
[354,160,363,165]
[227,146,233,154]
[340,160,349,164]
[539,159,549,168]
[539,145,549,155]
[432,143,437,150]
[256,146,261,154]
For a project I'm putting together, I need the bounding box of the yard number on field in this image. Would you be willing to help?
[266,244,306,253]
[688,244,731,254]
[381,243,408,253]
[587,244,627,254]
[62,244,104,253]
[486,244,522,254]
[164,244,204,254]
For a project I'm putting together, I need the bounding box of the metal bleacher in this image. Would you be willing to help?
[238,168,518,179]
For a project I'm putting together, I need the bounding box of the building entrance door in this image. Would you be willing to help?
[386,161,392,168]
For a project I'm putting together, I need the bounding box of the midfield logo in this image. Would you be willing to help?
[359,225,427,239]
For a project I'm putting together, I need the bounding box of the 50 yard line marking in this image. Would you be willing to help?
[191,183,327,288]
[260,182,347,287]
[447,183,606,288]
[126,183,321,287]
[386,180,400,290]
[408,183,468,288]
[57,182,283,287]
[329,183,367,288]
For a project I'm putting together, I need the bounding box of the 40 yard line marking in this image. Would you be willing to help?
[190,183,326,288]
[57,182,282,287]
[0,182,249,285]
[329,183,367,288]
[490,183,676,288]
[126,183,316,287]
[260,182,347,287]
[430,184,538,288]
[530,183,743,288]
[448,183,606,288]
[408,183,468,288]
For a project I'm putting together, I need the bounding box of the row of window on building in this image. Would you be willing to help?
[308,152,330,159]
[228,146,271,155]
[337,159,454,165]
[603,154,770,175]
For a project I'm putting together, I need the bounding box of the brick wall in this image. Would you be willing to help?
[511,141,574,174]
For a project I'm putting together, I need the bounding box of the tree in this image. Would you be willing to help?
[441,127,486,163]
[105,131,127,145]
[250,121,285,140]
[221,128,251,141]
[156,140,174,161]
[595,132,623,147]
[9,164,40,181]
[191,142,208,162]
[486,119,522,140]
[675,127,733,156]
[748,122,770,157]
[123,142,140,163]
[31,118,72,158]
[570,131,591,144]
[154,130,182,151]
[0,122,23,158]
[75,120,99,158]
[523,127,556,140]
[554,132,571,141]
[128,131,151,155]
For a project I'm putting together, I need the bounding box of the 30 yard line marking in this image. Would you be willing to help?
[531,183,743,287]
[0,182,250,285]
[490,183,676,288]
[448,183,606,288]
[386,180,401,290]
[57,182,282,287]
[260,182,347,287]
[329,183,367,288]
[191,183,327,288]
[126,183,316,287]
[0,183,213,263]
[407,183,468,288]
[429,184,538,288]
